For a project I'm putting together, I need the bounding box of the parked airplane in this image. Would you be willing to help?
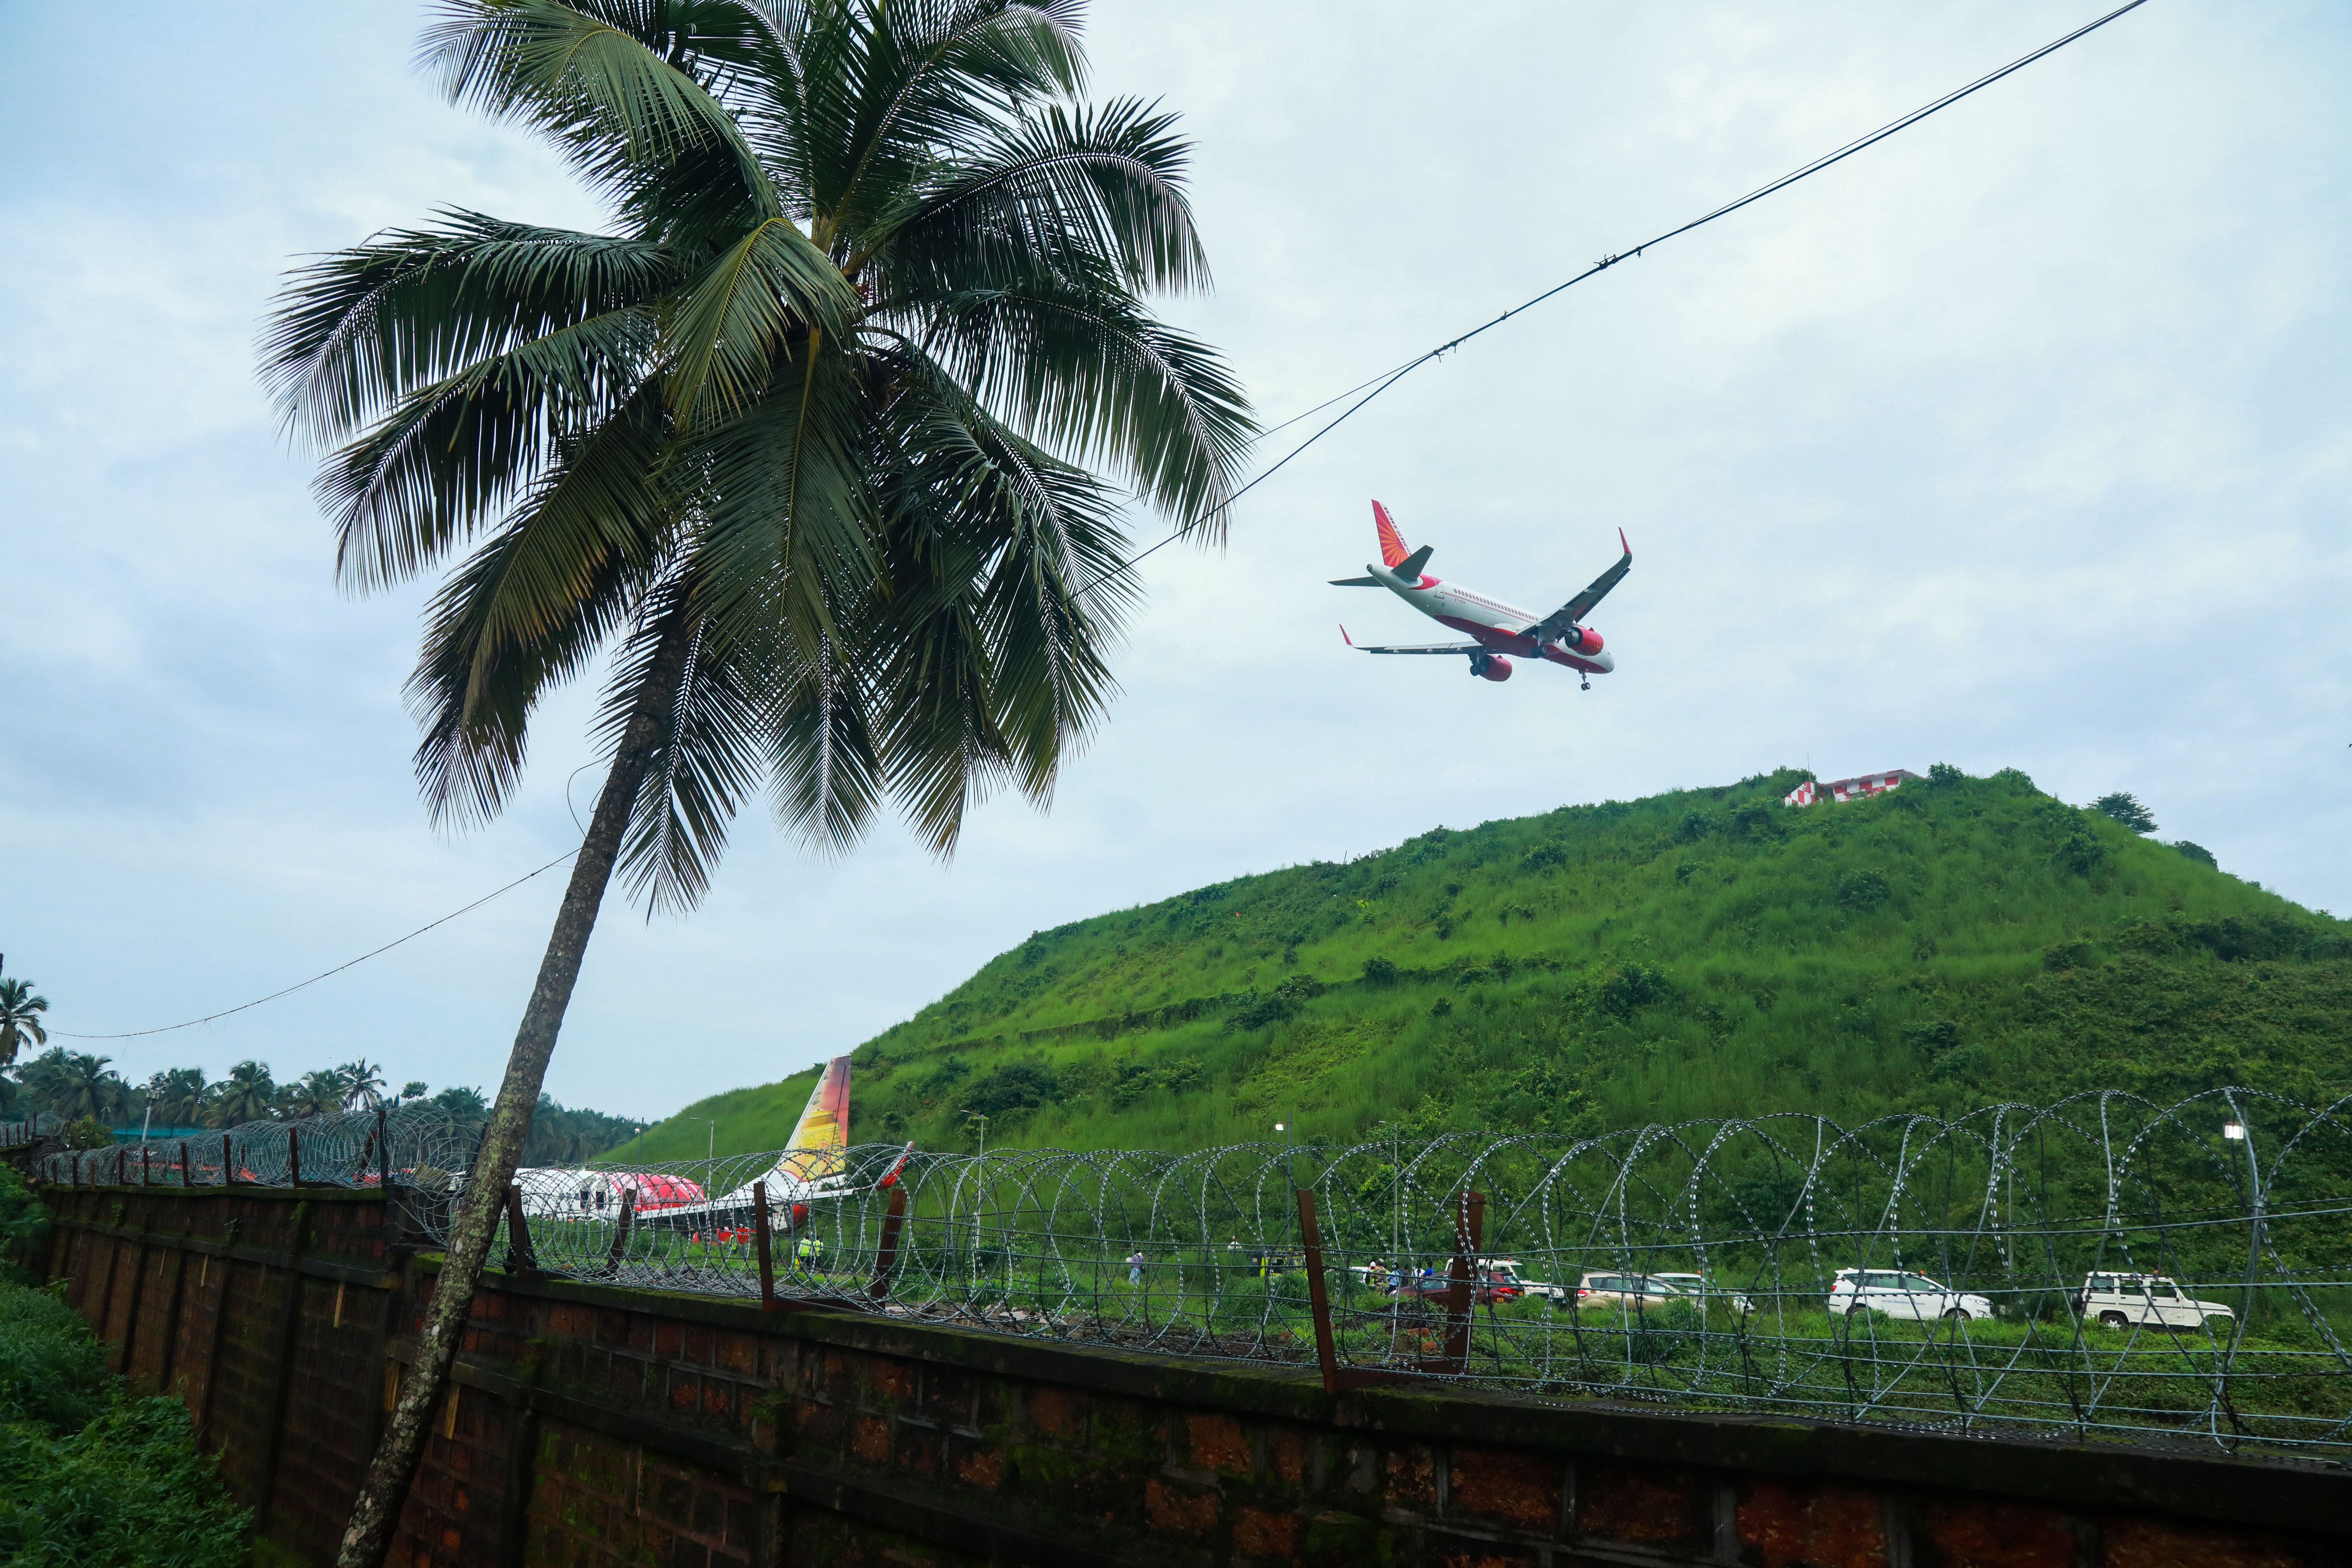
[518,1055,909,1231]
[1332,501,1630,687]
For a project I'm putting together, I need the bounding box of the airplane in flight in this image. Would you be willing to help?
[1333,501,1630,687]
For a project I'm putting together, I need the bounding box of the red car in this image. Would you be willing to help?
[1390,1268,1521,1306]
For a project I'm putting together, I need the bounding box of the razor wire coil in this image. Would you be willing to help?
[32,1088,2352,1457]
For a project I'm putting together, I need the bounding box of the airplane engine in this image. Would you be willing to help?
[1471,653,1513,682]
[1562,626,1604,654]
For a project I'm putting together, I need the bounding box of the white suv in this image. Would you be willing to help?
[1828,1268,1993,1322]
[2076,1273,2234,1332]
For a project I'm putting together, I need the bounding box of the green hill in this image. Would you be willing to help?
[600,766,2352,1164]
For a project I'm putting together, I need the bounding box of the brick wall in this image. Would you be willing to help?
[40,1184,2352,1568]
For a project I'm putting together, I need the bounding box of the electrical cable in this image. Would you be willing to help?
[39,1,2150,1043]
[1070,0,2154,602]
[50,847,580,1040]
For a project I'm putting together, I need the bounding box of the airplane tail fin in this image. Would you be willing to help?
[1373,500,1410,569]
[776,1055,851,1184]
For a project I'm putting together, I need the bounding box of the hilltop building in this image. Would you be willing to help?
[1784,769,1922,807]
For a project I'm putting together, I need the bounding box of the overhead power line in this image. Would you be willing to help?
[50,848,578,1041]
[42,1,2150,1044]
[1073,0,2155,599]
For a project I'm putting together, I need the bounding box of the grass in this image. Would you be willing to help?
[604,765,2351,1161]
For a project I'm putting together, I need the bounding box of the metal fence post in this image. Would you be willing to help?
[287,1126,301,1188]
[752,1182,778,1311]
[1296,1187,1340,1394]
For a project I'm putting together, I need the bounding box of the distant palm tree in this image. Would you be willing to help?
[206,1061,279,1127]
[49,1052,124,1123]
[145,1067,209,1125]
[339,1059,389,1111]
[268,11,1250,1561]
[0,979,48,1071]
[281,1070,347,1119]
[398,1080,429,1105]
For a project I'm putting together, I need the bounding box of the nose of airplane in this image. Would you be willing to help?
[1593,649,1617,673]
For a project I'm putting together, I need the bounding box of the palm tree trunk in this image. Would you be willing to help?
[335,613,692,1568]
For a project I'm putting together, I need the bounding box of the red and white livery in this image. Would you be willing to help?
[1332,501,1630,688]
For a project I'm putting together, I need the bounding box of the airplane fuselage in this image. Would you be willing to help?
[1365,561,1617,674]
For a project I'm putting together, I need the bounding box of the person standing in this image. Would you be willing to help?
[1127,1250,1147,1286]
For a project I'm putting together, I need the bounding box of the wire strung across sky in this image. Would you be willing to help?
[1070,0,2154,600]
[44,0,2151,1044]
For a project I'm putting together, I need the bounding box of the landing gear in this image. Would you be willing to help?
[1580,676,1591,691]
[1468,652,1493,678]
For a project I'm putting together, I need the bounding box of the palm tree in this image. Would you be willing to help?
[48,1052,124,1124]
[145,1067,210,1126]
[267,8,1249,1560]
[282,1070,349,1120]
[0,979,47,1072]
[205,1061,279,1127]
[398,1080,429,1105]
[338,1059,389,1111]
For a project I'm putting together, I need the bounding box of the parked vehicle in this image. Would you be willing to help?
[1651,1272,1755,1315]
[1479,1257,1570,1307]
[1827,1268,1993,1322]
[2073,1273,2235,1332]
[1575,1272,1688,1311]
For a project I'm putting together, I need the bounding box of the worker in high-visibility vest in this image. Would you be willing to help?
[795,1232,826,1273]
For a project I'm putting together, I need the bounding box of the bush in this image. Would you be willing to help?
[2172,840,2218,869]
[0,1166,49,1283]
[2091,791,2157,834]
[0,1286,107,1431]
[0,1281,247,1567]
[1836,872,1892,912]
[1361,957,1398,986]
[62,1119,112,1151]
[0,1398,249,1567]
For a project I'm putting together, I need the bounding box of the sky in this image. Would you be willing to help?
[1,2,2345,1125]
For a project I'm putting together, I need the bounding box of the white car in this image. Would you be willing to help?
[1652,1272,1755,1315]
[2076,1273,2235,1332]
[1828,1268,1993,1322]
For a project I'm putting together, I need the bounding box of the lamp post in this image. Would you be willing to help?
[964,1113,989,1290]
[2222,1101,2260,1349]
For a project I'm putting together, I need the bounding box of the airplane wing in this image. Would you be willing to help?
[1525,530,1631,644]
[1340,627,1483,655]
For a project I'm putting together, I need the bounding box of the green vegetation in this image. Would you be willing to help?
[3,1045,634,1166]
[0,1280,247,1566]
[621,765,2351,1160]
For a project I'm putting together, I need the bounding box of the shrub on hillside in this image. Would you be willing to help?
[1521,843,1567,872]
[1361,957,1398,987]
[2172,840,2218,869]
[1836,871,1892,912]
[2091,792,2157,834]
[1927,762,1966,786]
[961,1061,1059,1116]
[1674,811,1716,844]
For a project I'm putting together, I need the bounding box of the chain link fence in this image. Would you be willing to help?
[40,1088,2352,1456]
